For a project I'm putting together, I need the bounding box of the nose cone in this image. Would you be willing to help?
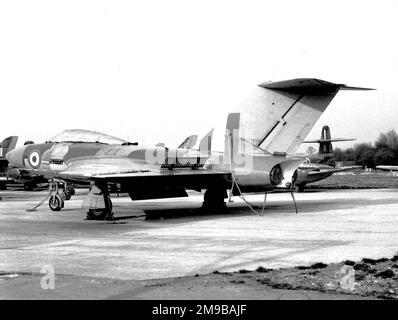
[6,146,25,168]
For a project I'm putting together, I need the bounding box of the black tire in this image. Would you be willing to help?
[69,188,75,196]
[295,185,305,193]
[203,188,227,210]
[63,191,71,200]
[86,209,108,220]
[86,198,113,220]
[24,182,35,191]
[49,194,64,211]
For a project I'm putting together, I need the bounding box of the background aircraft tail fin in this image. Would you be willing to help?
[0,136,18,158]
[237,78,373,155]
[199,129,214,155]
[178,135,198,149]
[224,113,241,165]
[303,125,355,155]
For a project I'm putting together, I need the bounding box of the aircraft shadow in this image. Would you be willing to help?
[131,196,398,223]
[112,214,146,221]
[143,206,254,221]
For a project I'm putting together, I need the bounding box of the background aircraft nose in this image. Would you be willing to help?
[6,147,25,167]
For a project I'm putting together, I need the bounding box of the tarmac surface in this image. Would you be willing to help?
[1,188,398,299]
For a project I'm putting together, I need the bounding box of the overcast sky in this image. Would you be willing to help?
[1,0,397,152]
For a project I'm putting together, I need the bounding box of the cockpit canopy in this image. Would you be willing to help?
[49,129,133,145]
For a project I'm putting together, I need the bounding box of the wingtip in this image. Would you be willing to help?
[340,85,376,91]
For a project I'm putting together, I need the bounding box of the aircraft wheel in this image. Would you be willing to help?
[295,185,305,193]
[69,188,75,196]
[24,182,35,191]
[202,187,227,210]
[86,200,113,220]
[63,191,71,201]
[49,194,64,211]
[86,209,107,220]
[87,205,112,220]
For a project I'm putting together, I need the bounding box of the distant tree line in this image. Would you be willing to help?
[334,129,398,168]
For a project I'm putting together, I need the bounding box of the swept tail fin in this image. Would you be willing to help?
[199,129,214,155]
[237,78,373,154]
[156,135,198,149]
[178,135,198,149]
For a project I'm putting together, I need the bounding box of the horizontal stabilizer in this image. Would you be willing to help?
[304,138,355,143]
[260,78,375,93]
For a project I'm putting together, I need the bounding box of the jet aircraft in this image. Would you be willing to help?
[376,165,398,172]
[0,136,18,190]
[7,78,373,219]
[293,125,361,192]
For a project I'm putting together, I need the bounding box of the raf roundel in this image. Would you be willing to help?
[28,150,41,169]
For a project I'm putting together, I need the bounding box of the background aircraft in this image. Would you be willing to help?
[293,126,361,192]
[0,136,18,190]
[6,78,373,219]
[6,130,138,191]
[376,165,398,172]
[7,128,214,218]
[302,125,355,166]
[155,135,198,149]
[12,135,211,191]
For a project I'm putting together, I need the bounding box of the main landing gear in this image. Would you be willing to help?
[84,183,113,221]
[86,202,113,220]
[202,187,227,210]
[48,181,76,211]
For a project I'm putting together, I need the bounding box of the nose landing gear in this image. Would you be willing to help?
[47,181,75,211]
[49,193,64,211]
[48,181,65,211]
